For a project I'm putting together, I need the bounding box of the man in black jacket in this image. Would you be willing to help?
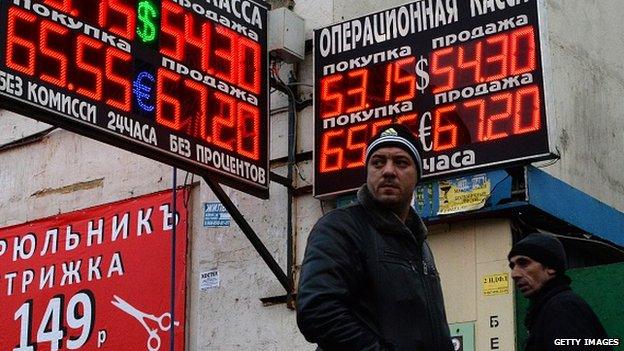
[297,124,453,351]
[508,233,613,351]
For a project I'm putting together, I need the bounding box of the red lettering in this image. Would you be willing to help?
[39,21,69,87]
[513,85,540,134]
[320,75,343,118]
[212,92,236,152]
[345,69,368,113]
[214,26,237,83]
[6,7,37,76]
[238,36,261,95]
[160,1,185,60]
[75,36,104,101]
[345,124,368,168]
[431,47,455,93]
[105,47,131,112]
[433,105,458,151]
[238,103,261,160]
[320,129,344,173]
[156,68,182,130]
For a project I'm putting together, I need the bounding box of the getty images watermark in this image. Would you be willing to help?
[554,339,620,347]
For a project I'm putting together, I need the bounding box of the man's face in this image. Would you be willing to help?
[509,255,556,297]
[366,147,417,211]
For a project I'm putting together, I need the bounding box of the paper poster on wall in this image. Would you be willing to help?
[203,202,231,228]
[482,273,510,296]
[0,190,188,350]
[199,269,220,292]
[438,174,491,215]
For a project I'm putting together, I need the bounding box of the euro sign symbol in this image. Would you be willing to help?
[133,72,155,112]
[137,1,158,43]
[415,55,430,93]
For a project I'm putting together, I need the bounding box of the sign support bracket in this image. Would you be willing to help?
[202,175,289,292]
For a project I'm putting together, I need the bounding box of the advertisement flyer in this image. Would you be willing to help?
[0,190,188,350]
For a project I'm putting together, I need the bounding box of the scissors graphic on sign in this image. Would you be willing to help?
[111,295,179,351]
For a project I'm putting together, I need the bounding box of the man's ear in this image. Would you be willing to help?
[545,267,557,277]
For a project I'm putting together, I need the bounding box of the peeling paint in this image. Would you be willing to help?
[30,178,104,197]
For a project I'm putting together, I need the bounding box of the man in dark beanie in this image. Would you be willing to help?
[508,233,612,350]
[298,124,453,350]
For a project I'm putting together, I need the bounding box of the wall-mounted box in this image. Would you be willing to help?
[269,8,305,62]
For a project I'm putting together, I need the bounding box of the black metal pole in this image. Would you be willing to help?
[170,167,177,350]
[202,175,289,291]
[286,83,296,302]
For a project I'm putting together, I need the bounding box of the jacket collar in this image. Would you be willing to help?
[356,184,427,242]
[524,274,572,329]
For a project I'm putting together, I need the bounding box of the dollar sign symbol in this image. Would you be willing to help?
[137,1,158,43]
[415,55,430,93]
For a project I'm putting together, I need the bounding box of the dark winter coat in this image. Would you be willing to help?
[524,275,612,351]
[296,185,453,351]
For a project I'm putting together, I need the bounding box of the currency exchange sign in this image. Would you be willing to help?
[313,0,555,198]
[0,0,270,199]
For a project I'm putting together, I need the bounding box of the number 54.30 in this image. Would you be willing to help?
[13,290,95,351]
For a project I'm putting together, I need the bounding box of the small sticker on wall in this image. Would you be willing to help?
[203,202,231,228]
[200,269,220,292]
[482,273,509,296]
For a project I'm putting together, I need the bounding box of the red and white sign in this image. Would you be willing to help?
[0,190,188,350]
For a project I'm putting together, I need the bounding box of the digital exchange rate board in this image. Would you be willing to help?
[0,0,269,198]
[314,0,556,198]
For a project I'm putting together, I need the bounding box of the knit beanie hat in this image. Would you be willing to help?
[508,233,567,274]
[365,124,423,179]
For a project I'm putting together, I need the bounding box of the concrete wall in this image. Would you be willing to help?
[540,0,624,212]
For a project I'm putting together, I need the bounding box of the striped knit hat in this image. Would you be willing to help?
[365,124,423,179]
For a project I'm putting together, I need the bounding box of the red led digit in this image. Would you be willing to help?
[43,0,72,12]
[510,27,536,75]
[99,0,136,41]
[345,124,368,168]
[6,7,37,76]
[105,47,131,112]
[39,21,68,88]
[458,42,483,84]
[484,33,508,82]
[384,63,393,101]
[320,129,344,173]
[184,79,208,140]
[397,113,417,126]
[160,1,185,61]
[464,98,486,141]
[433,105,458,151]
[345,68,368,113]
[212,91,236,152]
[320,75,344,118]
[431,47,455,93]
[238,103,261,160]
[75,36,104,101]
[238,36,261,94]
[371,120,392,137]
[485,92,512,140]
[393,57,416,102]
[214,26,238,84]
[185,13,211,73]
[156,68,182,130]
[513,85,541,134]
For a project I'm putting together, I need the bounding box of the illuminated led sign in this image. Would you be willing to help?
[0,0,269,198]
[314,0,555,198]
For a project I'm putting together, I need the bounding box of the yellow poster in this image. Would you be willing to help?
[438,174,490,215]
[482,273,510,296]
